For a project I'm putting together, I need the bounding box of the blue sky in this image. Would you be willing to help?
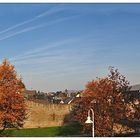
[0,4,140,92]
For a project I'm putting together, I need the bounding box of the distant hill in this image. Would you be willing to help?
[130,84,140,91]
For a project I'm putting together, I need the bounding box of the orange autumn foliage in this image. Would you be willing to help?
[0,59,26,132]
[71,67,130,137]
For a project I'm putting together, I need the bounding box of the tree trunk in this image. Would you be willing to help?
[0,127,6,134]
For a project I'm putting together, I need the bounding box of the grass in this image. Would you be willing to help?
[0,123,82,137]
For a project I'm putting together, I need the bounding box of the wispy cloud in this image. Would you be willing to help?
[0,4,65,35]
[9,34,95,65]
[10,37,81,63]
[0,14,79,41]
[36,5,65,18]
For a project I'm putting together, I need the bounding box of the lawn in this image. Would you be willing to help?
[0,123,82,137]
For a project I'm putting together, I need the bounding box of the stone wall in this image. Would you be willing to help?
[23,101,72,128]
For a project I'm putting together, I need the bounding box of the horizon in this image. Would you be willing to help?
[0,4,140,92]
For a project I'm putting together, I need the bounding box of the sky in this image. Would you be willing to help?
[0,4,140,92]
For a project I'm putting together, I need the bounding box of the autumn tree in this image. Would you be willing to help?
[0,59,26,133]
[71,67,131,137]
[108,67,140,122]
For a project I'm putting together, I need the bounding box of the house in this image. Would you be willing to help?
[56,91,67,100]
[124,84,140,103]
[60,96,81,104]
[75,92,81,97]
[63,97,74,104]
[60,100,64,104]
[59,90,82,104]
[130,84,140,91]
[23,89,37,100]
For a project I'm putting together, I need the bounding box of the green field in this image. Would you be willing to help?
[0,124,83,137]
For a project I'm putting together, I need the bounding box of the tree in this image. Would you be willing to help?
[0,59,26,133]
[71,67,131,136]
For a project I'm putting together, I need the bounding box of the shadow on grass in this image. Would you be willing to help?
[0,129,14,137]
[57,122,82,137]
[0,123,83,137]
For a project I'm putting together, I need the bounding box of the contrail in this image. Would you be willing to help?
[0,15,79,42]
[10,36,80,62]
[0,4,65,35]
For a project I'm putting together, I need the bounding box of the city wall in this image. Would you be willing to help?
[23,101,72,128]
